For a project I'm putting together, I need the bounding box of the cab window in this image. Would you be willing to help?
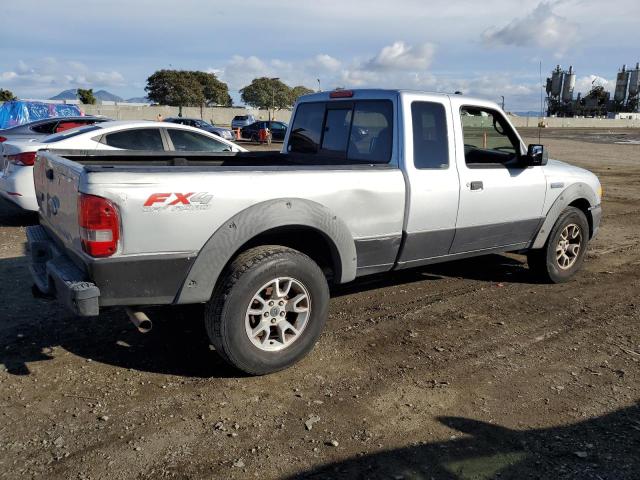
[411,102,448,169]
[288,100,393,164]
[460,107,521,167]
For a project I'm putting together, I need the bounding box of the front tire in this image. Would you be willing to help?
[527,206,589,283]
[205,246,329,375]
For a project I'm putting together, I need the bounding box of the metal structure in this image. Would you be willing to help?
[546,65,576,116]
[546,63,640,117]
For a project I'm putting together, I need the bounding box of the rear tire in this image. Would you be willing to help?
[527,206,589,283]
[205,246,329,375]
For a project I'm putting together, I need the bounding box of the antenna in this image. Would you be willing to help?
[539,60,543,144]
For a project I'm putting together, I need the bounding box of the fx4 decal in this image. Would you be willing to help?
[143,192,213,211]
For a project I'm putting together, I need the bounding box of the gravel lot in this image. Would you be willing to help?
[1,130,639,480]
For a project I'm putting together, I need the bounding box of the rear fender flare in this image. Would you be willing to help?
[532,182,598,249]
[176,198,356,304]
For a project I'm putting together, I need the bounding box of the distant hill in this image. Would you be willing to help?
[94,90,123,102]
[49,89,79,101]
[125,96,151,104]
[49,89,124,102]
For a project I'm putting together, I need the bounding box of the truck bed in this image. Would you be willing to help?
[45,149,391,170]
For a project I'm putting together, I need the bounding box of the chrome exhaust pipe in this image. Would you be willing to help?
[125,308,152,333]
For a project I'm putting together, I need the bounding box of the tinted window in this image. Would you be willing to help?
[321,108,352,153]
[347,101,393,163]
[411,102,449,169]
[288,100,393,163]
[45,125,103,143]
[168,129,229,152]
[104,128,164,150]
[460,107,520,166]
[31,121,58,134]
[288,102,324,153]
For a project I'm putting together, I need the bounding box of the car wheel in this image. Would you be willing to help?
[251,133,258,143]
[205,246,329,375]
[527,206,589,283]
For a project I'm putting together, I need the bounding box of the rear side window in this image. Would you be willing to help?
[288,100,393,163]
[31,121,58,134]
[104,128,164,150]
[45,125,103,143]
[168,129,229,152]
[411,102,449,169]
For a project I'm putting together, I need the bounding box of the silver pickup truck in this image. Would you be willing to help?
[27,89,602,375]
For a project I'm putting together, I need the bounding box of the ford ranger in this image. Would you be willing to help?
[27,89,602,375]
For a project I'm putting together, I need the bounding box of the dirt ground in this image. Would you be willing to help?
[1,129,639,480]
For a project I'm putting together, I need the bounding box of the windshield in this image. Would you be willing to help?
[43,125,103,143]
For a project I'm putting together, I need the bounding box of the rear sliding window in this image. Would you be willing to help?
[287,100,393,164]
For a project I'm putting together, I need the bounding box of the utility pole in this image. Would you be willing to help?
[317,78,321,92]
[269,77,280,124]
[500,95,505,110]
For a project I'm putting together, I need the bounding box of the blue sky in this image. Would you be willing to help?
[1,0,638,110]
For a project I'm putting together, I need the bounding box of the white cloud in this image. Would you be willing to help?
[0,58,125,98]
[309,54,341,72]
[482,1,578,54]
[575,74,613,95]
[366,41,436,71]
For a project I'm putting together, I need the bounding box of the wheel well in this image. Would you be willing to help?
[233,226,340,283]
[568,198,593,238]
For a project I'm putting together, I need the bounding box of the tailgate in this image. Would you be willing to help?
[33,150,84,253]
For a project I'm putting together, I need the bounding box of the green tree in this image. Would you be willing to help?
[240,77,292,110]
[145,70,230,107]
[289,85,314,104]
[190,71,232,106]
[77,88,96,105]
[0,89,17,101]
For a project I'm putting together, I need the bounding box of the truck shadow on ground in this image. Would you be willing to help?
[287,403,640,479]
[0,198,38,227]
[1,253,531,378]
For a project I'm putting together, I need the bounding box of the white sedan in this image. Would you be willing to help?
[0,121,247,211]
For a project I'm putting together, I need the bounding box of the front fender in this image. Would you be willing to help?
[531,182,599,249]
[175,198,357,304]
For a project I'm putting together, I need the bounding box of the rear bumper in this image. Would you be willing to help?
[27,225,100,316]
[27,225,196,315]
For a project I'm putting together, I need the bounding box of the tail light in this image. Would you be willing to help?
[0,136,7,142]
[7,152,37,166]
[78,193,120,257]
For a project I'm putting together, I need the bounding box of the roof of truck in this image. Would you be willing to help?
[297,88,497,108]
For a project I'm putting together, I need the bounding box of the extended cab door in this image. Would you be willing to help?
[396,93,460,267]
[449,97,546,253]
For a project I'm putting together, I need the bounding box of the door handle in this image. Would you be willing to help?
[470,181,483,191]
[45,168,54,180]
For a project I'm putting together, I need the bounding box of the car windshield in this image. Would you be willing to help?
[234,116,248,121]
[43,125,103,143]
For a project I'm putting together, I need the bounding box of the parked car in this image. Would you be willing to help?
[164,117,236,141]
[0,121,246,211]
[27,89,601,376]
[0,116,109,143]
[231,114,256,130]
[241,121,288,142]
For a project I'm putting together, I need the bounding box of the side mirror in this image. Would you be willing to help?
[526,144,548,166]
